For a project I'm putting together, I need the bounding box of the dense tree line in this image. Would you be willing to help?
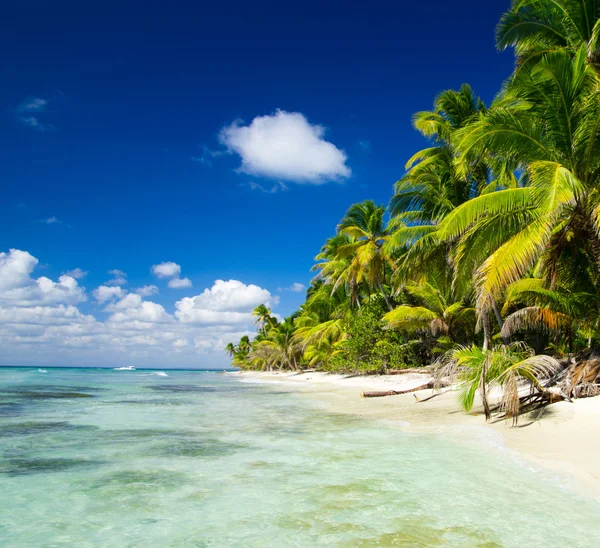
[227,1,600,420]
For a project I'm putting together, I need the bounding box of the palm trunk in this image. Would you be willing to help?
[490,297,509,346]
[479,357,492,421]
[482,311,492,351]
[377,279,394,312]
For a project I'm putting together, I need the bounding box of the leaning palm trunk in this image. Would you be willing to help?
[437,344,561,425]
[377,279,394,311]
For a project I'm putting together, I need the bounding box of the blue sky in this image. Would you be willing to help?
[0,1,515,368]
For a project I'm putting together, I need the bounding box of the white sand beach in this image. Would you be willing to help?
[231,370,600,498]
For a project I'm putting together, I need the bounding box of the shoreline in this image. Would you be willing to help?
[229,370,600,499]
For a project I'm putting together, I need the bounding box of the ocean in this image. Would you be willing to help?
[1,367,599,547]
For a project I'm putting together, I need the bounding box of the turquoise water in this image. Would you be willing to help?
[1,368,599,547]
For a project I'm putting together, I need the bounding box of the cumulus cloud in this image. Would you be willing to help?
[63,268,87,279]
[151,262,181,278]
[168,277,192,289]
[219,109,351,183]
[93,286,125,304]
[135,285,159,297]
[183,279,277,312]
[152,261,192,288]
[0,249,277,368]
[0,249,86,306]
[105,269,127,286]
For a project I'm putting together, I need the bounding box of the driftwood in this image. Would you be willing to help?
[386,367,434,376]
[361,380,449,398]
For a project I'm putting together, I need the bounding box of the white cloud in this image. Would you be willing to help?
[168,277,192,289]
[104,293,142,311]
[0,249,278,368]
[0,305,94,326]
[107,300,173,324]
[135,284,159,297]
[281,282,305,292]
[152,261,182,278]
[105,269,127,286]
[0,250,86,306]
[93,285,125,304]
[182,279,277,312]
[63,268,87,279]
[219,109,351,183]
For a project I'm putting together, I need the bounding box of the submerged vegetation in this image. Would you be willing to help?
[228,0,600,420]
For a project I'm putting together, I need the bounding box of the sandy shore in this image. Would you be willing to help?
[229,370,600,498]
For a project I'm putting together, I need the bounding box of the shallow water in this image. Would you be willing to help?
[0,367,599,547]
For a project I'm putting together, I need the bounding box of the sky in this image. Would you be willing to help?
[0,0,516,368]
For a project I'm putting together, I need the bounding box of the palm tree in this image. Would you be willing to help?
[497,0,600,70]
[438,343,560,423]
[311,234,361,308]
[225,342,236,358]
[336,200,395,311]
[252,304,276,335]
[251,319,302,371]
[390,84,490,225]
[436,46,600,327]
[382,278,476,343]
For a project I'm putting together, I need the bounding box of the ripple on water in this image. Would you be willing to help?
[144,384,219,393]
[90,470,188,493]
[0,421,100,438]
[0,402,25,417]
[0,387,95,399]
[156,438,247,458]
[0,457,106,476]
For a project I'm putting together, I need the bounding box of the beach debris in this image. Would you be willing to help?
[360,380,448,398]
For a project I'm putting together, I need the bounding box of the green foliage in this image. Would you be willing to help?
[326,297,421,373]
[227,1,600,420]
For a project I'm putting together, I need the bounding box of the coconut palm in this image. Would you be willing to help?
[438,343,560,423]
[382,278,476,343]
[311,234,362,308]
[390,84,490,225]
[252,304,276,335]
[437,46,600,322]
[336,200,395,311]
[251,319,303,371]
[497,0,600,70]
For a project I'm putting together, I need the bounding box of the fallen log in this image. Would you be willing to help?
[361,380,448,398]
[386,367,433,376]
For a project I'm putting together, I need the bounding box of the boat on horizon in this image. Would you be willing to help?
[113,365,136,371]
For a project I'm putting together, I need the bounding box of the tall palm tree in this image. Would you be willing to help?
[251,319,302,371]
[437,46,600,324]
[390,84,490,225]
[336,200,395,311]
[497,0,600,70]
[311,234,361,308]
[252,304,276,335]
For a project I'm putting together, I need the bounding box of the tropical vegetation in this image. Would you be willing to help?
[227,0,600,421]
